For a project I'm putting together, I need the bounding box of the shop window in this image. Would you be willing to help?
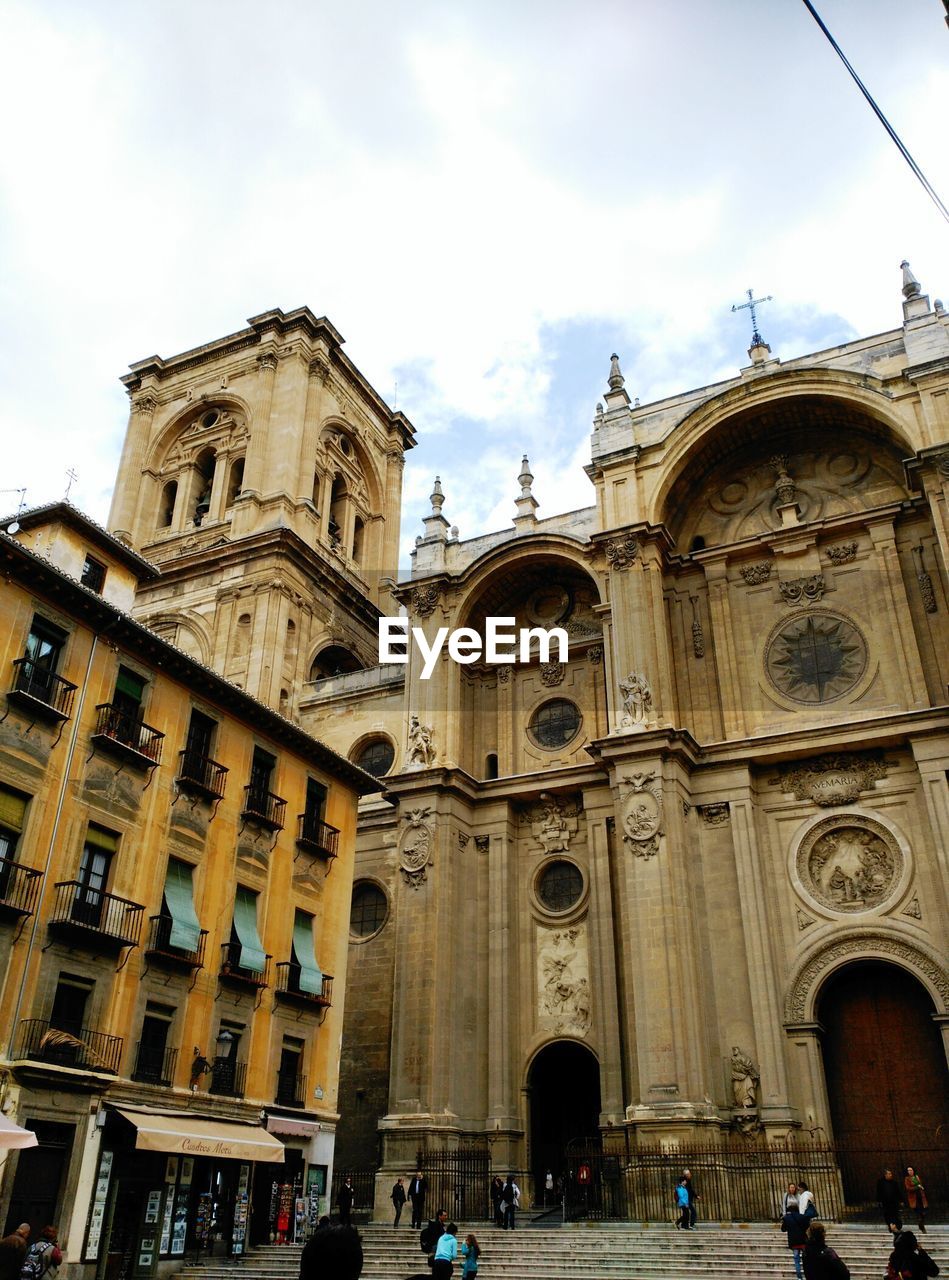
[80,554,106,594]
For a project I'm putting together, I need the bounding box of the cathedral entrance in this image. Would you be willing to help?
[818,960,949,1204]
[528,1041,601,1203]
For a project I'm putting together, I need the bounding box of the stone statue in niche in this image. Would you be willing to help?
[798,818,901,913]
[618,672,653,729]
[731,1046,760,1109]
[406,716,436,768]
[537,925,591,1034]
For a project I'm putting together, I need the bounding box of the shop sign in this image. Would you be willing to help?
[84,1149,114,1261]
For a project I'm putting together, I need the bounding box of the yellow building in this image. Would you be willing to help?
[0,502,376,1274]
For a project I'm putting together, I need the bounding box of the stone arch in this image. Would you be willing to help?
[454,535,605,620]
[784,930,949,1024]
[318,416,383,513]
[144,610,213,667]
[650,375,917,548]
[145,395,254,475]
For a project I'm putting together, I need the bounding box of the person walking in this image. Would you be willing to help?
[391,1177,407,1228]
[887,1230,939,1279]
[432,1222,458,1280]
[420,1210,447,1267]
[782,1206,808,1279]
[408,1170,428,1230]
[798,1181,817,1221]
[490,1176,505,1228]
[18,1227,61,1280]
[501,1176,519,1231]
[675,1178,691,1231]
[802,1222,850,1280]
[903,1169,928,1234]
[682,1168,700,1228]
[877,1169,904,1238]
[460,1232,480,1279]
[781,1183,800,1216]
[338,1176,355,1227]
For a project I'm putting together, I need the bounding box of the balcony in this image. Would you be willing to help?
[144,914,207,971]
[9,659,77,722]
[208,1057,247,1099]
[47,881,144,951]
[176,749,228,802]
[0,857,42,920]
[274,962,333,1011]
[219,940,271,990]
[13,1018,123,1074]
[91,703,164,767]
[296,815,340,860]
[241,785,286,831]
[274,1069,308,1109]
[131,1042,179,1087]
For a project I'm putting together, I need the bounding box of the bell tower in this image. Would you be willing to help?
[108,308,414,713]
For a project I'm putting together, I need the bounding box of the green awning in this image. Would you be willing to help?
[86,825,118,852]
[292,913,323,995]
[163,860,201,952]
[233,889,266,973]
[115,668,145,701]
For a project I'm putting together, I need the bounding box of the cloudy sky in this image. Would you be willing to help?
[1,0,947,567]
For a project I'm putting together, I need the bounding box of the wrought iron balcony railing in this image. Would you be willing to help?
[48,881,144,950]
[219,940,271,989]
[208,1057,247,1099]
[131,1042,179,1087]
[0,857,42,918]
[92,703,164,765]
[14,1018,123,1074]
[241,785,286,831]
[274,1069,308,1109]
[296,815,340,859]
[10,658,77,721]
[176,749,228,801]
[274,962,333,1009]
[144,914,207,969]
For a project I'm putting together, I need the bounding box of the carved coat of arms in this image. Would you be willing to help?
[621,771,663,859]
[399,807,434,888]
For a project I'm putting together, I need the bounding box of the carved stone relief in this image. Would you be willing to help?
[604,533,640,570]
[796,815,903,914]
[620,772,662,859]
[740,561,773,586]
[775,751,889,807]
[536,924,591,1034]
[902,896,922,920]
[765,612,867,704]
[698,802,730,826]
[411,584,440,618]
[825,542,857,565]
[913,546,938,614]
[731,1046,760,1109]
[540,662,565,687]
[779,574,826,606]
[521,793,582,854]
[587,645,603,665]
[689,596,705,659]
[785,933,949,1022]
[399,807,434,888]
[616,672,653,730]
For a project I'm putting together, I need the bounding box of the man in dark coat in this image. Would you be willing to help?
[391,1177,407,1227]
[0,1224,30,1280]
[877,1168,903,1237]
[337,1176,355,1227]
[300,1224,362,1280]
[407,1169,428,1230]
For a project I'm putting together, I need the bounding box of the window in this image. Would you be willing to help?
[537,860,584,912]
[73,826,117,927]
[291,910,324,994]
[113,666,145,718]
[181,708,217,788]
[353,738,394,779]
[49,973,93,1041]
[160,859,202,954]
[158,480,177,529]
[529,699,581,749]
[229,886,266,974]
[276,1035,305,1106]
[304,777,327,824]
[249,746,276,798]
[0,786,28,898]
[484,753,499,780]
[210,1020,245,1097]
[18,615,68,702]
[192,449,215,525]
[226,457,244,507]
[350,883,387,938]
[134,1002,175,1085]
[352,515,365,563]
[80,554,106,594]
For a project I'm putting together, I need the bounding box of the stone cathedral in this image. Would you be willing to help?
[109,268,949,1215]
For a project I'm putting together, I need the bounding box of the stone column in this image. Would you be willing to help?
[109,391,158,544]
[585,811,625,1122]
[232,351,278,537]
[604,533,675,729]
[486,811,520,1163]
[702,555,746,739]
[908,733,949,920]
[206,453,229,523]
[865,516,929,709]
[783,1023,832,1136]
[297,356,329,505]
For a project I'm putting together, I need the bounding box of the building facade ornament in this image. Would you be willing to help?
[540,662,565,687]
[474,835,489,854]
[604,532,640,570]
[587,645,603,665]
[770,454,797,506]
[457,832,470,850]
[785,933,949,1022]
[256,351,279,372]
[779,574,826,606]
[522,793,582,854]
[913,546,938,614]
[399,807,434,889]
[537,925,591,1034]
[731,1046,760,1109]
[741,561,773,586]
[698,802,730,826]
[796,815,903,914]
[132,393,159,416]
[689,595,705,659]
[796,909,815,931]
[902,896,922,920]
[497,665,512,684]
[620,771,662,859]
[406,716,436,768]
[825,542,857,566]
[775,751,889,807]
[308,355,330,383]
[617,672,653,730]
[411,583,440,618]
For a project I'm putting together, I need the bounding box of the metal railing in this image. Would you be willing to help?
[296,814,340,858]
[219,940,271,988]
[11,658,77,719]
[145,914,207,968]
[14,1018,123,1074]
[131,1042,179,1087]
[176,749,228,800]
[274,962,333,1007]
[275,1069,308,1108]
[241,785,286,830]
[48,881,144,947]
[208,1057,247,1098]
[0,857,42,916]
[93,703,164,763]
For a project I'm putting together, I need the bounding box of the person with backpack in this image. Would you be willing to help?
[802,1222,850,1280]
[501,1176,519,1230]
[420,1210,447,1267]
[18,1228,61,1280]
[887,1230,939,1280]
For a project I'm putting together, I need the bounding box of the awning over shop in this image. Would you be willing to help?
[266,1115,321,1138]
[114,1108,285,1163]
[0,1114,38,1150]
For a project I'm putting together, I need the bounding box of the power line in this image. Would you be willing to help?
[800,0,949,228]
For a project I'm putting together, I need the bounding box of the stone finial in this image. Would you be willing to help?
[514,454,539,527]
[430,476,445,516]
[608,353,625,390]
[901,260,921,300]
[422,475,449,542]
[935,299,946,316]
[518,456,534,495]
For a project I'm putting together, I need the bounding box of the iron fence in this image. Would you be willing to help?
[416,1148,492,1221]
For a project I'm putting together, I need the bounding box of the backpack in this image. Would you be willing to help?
[21,1243,56,1280]
[420,1223,437,1253]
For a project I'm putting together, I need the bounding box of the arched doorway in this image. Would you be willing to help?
[528,1041,601,1198]
[818,960,949,1201]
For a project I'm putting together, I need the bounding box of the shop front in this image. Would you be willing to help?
[85,1106,284,1280]
[249,1115,327,1245]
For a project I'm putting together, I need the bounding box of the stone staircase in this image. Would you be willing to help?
[177,1223,946,1280]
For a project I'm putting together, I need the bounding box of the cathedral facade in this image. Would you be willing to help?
[108,272,949,1217]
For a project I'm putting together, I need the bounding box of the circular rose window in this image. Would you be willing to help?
[529,699,581,749]
[766,612,867,703]
[350,883,388,937]
[537,860,584,912]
